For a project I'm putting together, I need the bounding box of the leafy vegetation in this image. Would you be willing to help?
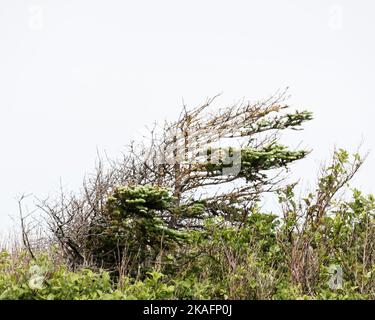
[2,93,374,300]
[1,179,374,300]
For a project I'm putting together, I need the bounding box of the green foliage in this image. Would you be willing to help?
[0,250,185,300]
[85,185,185,277]
[1,148,373,300]
[1,181,374,300]
[246,110,313,133]
[201,143,308,182]
[0,252,113,300]
[239,144,308,182]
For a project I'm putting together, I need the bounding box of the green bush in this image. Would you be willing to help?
[0,251,113,300]
[85,185,185,277]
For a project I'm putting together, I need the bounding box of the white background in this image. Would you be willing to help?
[0,0,374,234]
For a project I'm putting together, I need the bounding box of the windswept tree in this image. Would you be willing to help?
[38,89,313,272]
[125,89,312,224]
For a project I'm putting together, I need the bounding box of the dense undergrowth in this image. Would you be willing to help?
[1,158,374,300]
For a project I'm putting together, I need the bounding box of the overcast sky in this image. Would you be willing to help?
[0,0,374,234]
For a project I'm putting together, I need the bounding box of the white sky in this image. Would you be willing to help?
[0,0,374,234]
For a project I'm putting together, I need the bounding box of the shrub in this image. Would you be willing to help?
[85,185,185,277]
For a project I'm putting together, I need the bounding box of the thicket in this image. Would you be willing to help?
[1,91,373,300]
